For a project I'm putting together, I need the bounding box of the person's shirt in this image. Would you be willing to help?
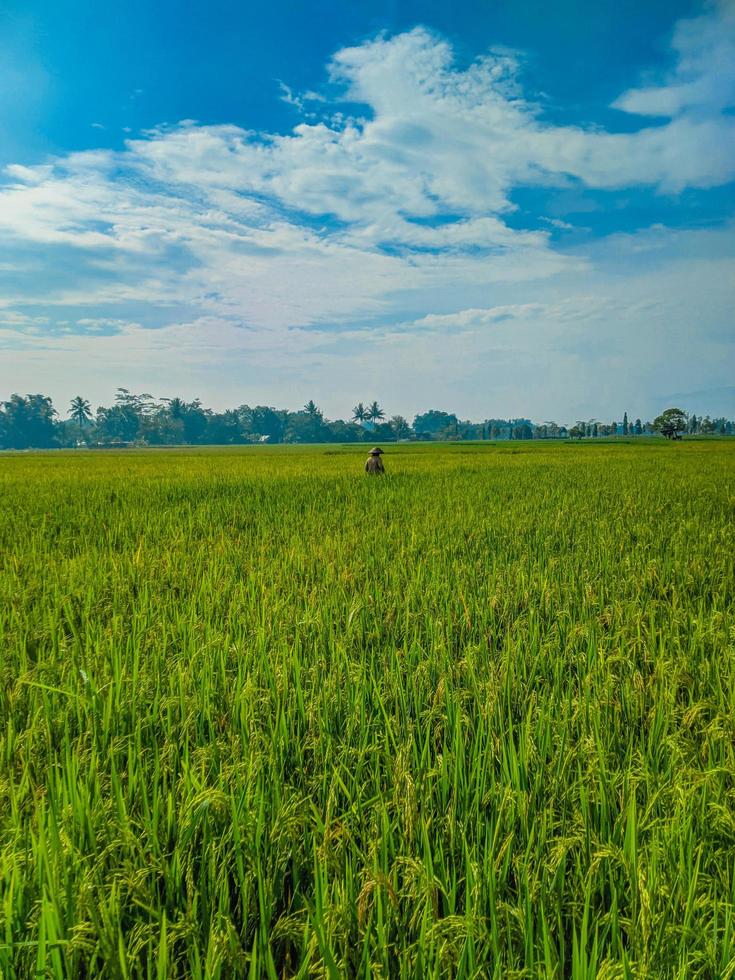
[365,455,385,474]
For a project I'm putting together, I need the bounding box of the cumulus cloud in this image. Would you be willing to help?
[1,18,733,304]
[120,26,735,234]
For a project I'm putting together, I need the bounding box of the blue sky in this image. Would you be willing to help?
[0,0,733,422]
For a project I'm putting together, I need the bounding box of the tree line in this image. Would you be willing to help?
[0,390,732,450]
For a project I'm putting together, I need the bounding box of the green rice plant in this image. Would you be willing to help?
[0,440,733,977]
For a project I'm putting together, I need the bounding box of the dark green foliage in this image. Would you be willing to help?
[412,410,458,438]
[0,394,58,449]
[653,408,687,440]
[2,391,734,449]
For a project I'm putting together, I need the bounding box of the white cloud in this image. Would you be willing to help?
[542,217,575,231]
[2,18,733,270]
[0,310,49,332]
[1,224,731,420]
[0,10,733,419]
[613,0,735,116]
[409,305,546,331]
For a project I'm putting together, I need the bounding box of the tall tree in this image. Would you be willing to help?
[623,411,629,435]
[653,407,687,439]
[164,397,187,421]
[115,388,155,415]
[96,393,142,443]
[1,394,58,449]
[248,406,286,443]
[69,396,93,442]
[390,415,411,439]
[413,410,457,439]
[367,400,385,429]
[351,402,367,424]
[286,410,326,443]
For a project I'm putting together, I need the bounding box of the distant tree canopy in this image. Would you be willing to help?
[413,410,458,438]
[1,392,732,450]
[653,408,688,440]
[0,395,57,449]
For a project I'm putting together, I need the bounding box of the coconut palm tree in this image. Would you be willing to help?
[304,399,322,419]
[352,402,368,424]
[69,396,92,442]
[367,400,385,429]
[163,397,187,420]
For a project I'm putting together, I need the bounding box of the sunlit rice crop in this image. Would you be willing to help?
[1,440,733,978]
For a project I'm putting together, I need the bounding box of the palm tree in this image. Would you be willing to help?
[69,396,92,443]
[367,400,385,429]
[163,397,187,420]
[352,402,367,424]
[304,399,322,419]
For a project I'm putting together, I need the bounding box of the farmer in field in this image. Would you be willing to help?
[365,447,385,475]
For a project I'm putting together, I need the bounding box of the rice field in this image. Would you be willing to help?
[1,440,733,979]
